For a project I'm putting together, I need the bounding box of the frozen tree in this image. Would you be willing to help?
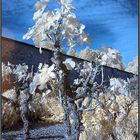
[125,56,138,75]
[2,63,32,139]
[2,62,56,139]
[23,0,90,53]
[99,46,125,70]
[2,62,13,82]
[23,0,90,139]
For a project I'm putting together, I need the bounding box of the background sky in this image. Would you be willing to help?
[2,0,138,66]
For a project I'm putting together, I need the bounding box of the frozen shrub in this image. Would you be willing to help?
[67,46,77,57]
[79,46,99,62]
[79,46,125,70]
[125,56,138,74]
[99,46,125,70]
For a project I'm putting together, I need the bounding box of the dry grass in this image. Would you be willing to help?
[2,93,63,130]
[2,91,138,140]
[80,97,138,140]
[2,101,20,130]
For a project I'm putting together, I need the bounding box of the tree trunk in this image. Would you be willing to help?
[63,98,71,137]
[69,100,81,140]
[52,45,81,140]
[19,88,30,140]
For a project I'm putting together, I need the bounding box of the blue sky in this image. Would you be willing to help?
[2,0,138,66]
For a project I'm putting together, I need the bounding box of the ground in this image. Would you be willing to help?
[2,124,66,140]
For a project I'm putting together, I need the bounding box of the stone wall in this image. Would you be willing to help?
[2,37,135,89]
